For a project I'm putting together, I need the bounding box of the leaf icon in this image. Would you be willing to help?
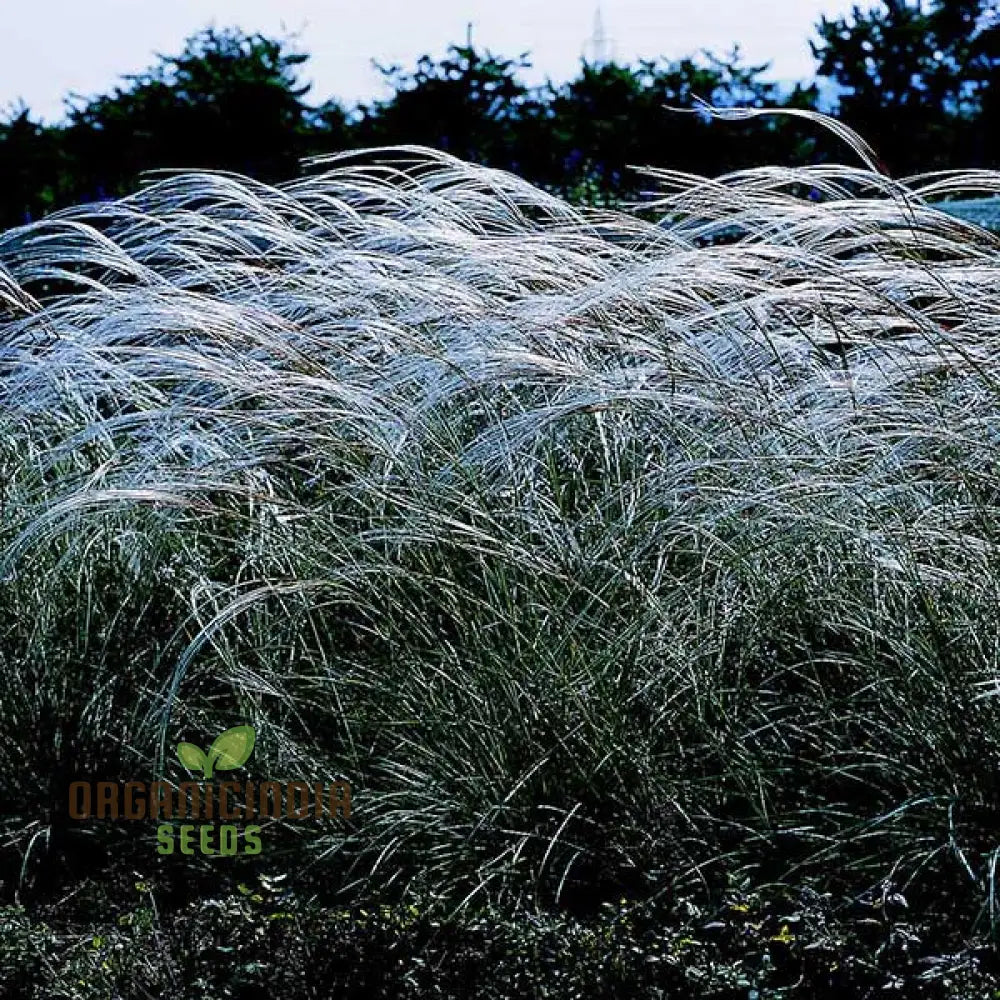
[205,725,256,779]
[176,741,207,774]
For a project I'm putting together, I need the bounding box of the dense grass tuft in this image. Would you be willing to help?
[3,127,1000,951]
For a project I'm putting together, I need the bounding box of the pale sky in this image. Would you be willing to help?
[0,0,858,123]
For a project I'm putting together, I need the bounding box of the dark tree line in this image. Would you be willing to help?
[2,1,1000,229]
[813,0,1000,172]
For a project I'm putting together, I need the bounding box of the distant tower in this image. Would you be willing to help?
[584,5,615,66]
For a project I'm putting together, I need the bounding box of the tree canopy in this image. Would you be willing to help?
[3,4,1000,229]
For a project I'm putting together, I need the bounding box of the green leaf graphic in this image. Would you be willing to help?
[205,725,256,779]
[176,742,207,774]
